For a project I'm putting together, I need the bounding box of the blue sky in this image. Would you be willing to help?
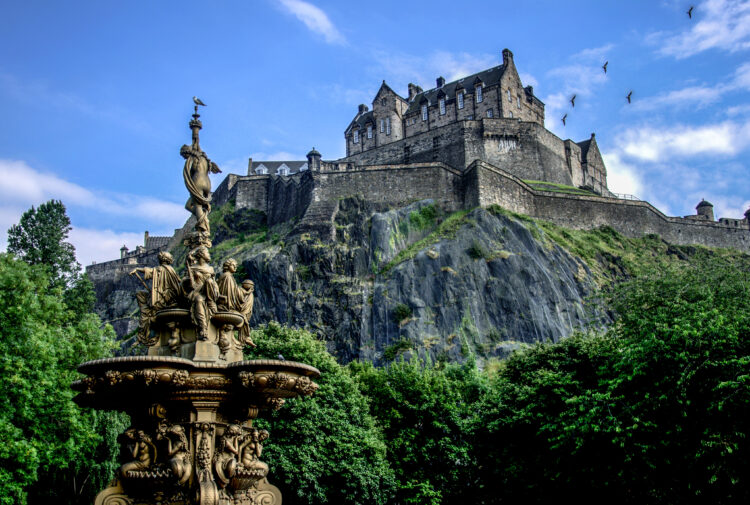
[1,0,749,266]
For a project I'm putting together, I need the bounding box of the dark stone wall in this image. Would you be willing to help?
[235,176,269,212]
[313,163,464,212]
[266,171,314,226]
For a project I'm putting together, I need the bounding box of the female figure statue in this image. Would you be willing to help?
[186,246,219,340]
[214,424,242,488]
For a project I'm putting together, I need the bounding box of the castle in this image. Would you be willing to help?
[89,48,750,287]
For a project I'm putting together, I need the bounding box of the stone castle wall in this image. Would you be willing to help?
[466,161,750,251]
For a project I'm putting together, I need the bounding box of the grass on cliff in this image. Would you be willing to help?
[487,204,750,285]
[380,208,472,275]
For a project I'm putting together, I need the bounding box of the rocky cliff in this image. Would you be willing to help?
[93,198,623,363]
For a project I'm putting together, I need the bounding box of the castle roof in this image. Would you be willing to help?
[348,110,375,132]
[250,160,309,176]
[404,64,509,115]
[697,199,714,208]
[144,235,171,250]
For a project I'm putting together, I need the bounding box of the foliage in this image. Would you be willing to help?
[391,304,413,324]
[466,239,488,260]
[350,358,488,504]
[6,200,79,289]
[245,323,395,505]
[474,255,750,503]
[408,204,438,230]
[0,254,126,505]
[381,209,471,274]
[382,339,412,361]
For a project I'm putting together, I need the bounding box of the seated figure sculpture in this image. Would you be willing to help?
[216,258,256,347]
[185,245,219,340]
[130,252,181,345]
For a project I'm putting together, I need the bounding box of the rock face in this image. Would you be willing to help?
[93,199,603,363]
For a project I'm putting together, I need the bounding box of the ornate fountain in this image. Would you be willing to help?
[73,101,320,505]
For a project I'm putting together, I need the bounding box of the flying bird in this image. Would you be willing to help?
[193,96,206,106]
[561,114,567,126]
[602,61,608,74]
[626,91,633,104]
[277,353,286,361]
[687,6,694,18]
[570,94,577,107]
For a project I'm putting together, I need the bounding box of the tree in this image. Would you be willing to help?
[0,254,126,505]
[350,358,487,505]
[7,200,78,289]
[245,322,396,505]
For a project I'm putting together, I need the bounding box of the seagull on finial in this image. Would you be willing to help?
[687,5,694,18]
[193,96,206,107]
[602,61,608,74]
[570,94,577,107]
[626,91,633,104]
[561,114,567,126]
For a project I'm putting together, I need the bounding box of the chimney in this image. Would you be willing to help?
[144,231,149,247]
[408,83,419,101]
[525,85,533,97]
[436,76,445,88]
[744,207,750,229]
[358,104,369,115]
[502,48,514,66]
[247,157,253,175]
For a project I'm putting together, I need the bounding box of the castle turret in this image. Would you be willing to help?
[120,245,129,259]
[696,199,715,221]
[745,207,750,229]
[306,147,321,172]
[502,48,514,67]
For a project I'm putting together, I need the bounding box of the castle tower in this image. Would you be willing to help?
[306,147,321,171]
[696,199,715,221]
[120,244,129,259]
[745,207,750,229]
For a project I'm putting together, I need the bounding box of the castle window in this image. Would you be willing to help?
[517,96,521,109]
[421,104,428,121]
[380,119,385,133]
[367,125,373,139]
[507,89,512,102]
[476,85,483,103]
[487,108,494,118]
[381,98,386,106]
[509,111,513,118]
[386,117,391,135]
[277,163,290,176]
[439,98,446,115]
[255,163,268,175]
[353,130,359,143]
[457,92,464,109]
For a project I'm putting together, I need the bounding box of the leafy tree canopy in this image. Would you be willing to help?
[245,322,396,505]
[0,254,126,505]
[7,200,78,289]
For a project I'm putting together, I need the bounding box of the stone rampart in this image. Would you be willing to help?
[467,161,750,252]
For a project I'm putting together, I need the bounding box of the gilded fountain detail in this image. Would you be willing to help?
[73,101,320,505]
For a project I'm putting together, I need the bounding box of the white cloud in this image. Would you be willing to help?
[630,85,725,111]
[655,0,750,58]
[618,121,750,161]
[69,228,145,267]
[601,152,644,197]
[574,43,615,62]
[0,159,186,265]
[278,0,345,45]
[518,72,539,89]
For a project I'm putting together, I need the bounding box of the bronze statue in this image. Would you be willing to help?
[130,251,181,345]
[118,429,156,479]
[181,104,221,236]
[185,245,219,340]
[157,423,192,486]
[214,424,242,488]
[217,258,256,346]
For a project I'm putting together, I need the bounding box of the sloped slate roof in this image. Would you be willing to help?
[144,235,171,250]
[251,161,308,175]
[577,139,592,160]
[404,64,507,115]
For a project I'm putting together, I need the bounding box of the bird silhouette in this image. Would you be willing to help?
[562,114,567,126]
[687,6,694,18]
[626,91,633,104]
[602,61,608,74]
[277,353,286,361]
[570,94,576,107]
[193,96,207,107]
